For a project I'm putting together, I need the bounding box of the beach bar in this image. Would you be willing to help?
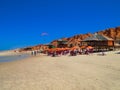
[82,33,114,51]
[57,39,68,48]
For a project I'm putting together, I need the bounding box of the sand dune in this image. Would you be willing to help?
[0,51,120,90]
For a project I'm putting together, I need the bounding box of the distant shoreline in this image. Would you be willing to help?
[0,54,30,63]
[0,49,30,56]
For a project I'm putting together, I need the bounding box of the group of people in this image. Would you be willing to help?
[47,49,69,57]
[31,50,42,56]
[46,48,93,57]
[30,48,107,57]
[70,48,94,56]
[30,46,95,57]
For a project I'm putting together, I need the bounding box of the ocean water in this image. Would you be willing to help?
[0,54,30,63]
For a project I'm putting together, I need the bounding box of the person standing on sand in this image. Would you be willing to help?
[31,51,34,56]
[34,50,37,56]
[101,50,106,56]
[31,50,37,56]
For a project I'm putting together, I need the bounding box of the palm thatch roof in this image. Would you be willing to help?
[57,39,68,44]
[83,33,113,41]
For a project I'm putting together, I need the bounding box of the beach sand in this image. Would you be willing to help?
[0,51,120,90]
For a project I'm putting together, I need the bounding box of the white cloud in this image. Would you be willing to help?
[41,32,48,36]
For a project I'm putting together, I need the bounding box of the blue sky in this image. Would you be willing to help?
[0,0,120,50]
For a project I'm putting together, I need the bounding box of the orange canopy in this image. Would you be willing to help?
[86,46,94,49]
[44,48,50,51]
[64,47,70,50]
[72,46,80,49]
[45,47,70,52]
[80,46,86,49]
[70,46,80,50]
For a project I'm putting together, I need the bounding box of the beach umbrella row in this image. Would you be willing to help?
[44,46,94,52]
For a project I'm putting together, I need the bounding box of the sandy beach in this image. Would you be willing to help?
[0,51,120,90]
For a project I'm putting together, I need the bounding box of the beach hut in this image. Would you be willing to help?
[82,33,114,51]
[57,39,68,48]
[114,38,120,50]
[44,43,55,49]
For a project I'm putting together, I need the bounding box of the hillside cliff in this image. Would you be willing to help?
[51,26,120,47]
